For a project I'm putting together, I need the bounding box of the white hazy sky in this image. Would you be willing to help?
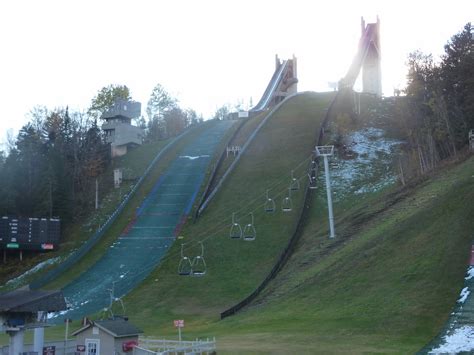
[0,0,473,149]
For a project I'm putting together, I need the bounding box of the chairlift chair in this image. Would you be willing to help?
[264,190,276,213]
[308,173,317,190]
[243,213,256,241]
[282,188,293,212]
[191,242,207,277]
[178,244,193,276]
[290,170,300,191]
[230,212,243,239]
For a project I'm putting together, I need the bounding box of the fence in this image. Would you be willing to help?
[220,91,341,319]
[1,339,77,355]
[134,337,216,355]
[30,127,195,290]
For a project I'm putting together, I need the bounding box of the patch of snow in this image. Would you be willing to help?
[328,127,402,201]
[465,267,474,280]
[179,155,210,160]
[458,287,470,304]
[2,256,62,288]
[430,326,474,353]
[48,308,72,319]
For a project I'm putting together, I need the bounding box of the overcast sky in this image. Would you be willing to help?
[0,0,472,150]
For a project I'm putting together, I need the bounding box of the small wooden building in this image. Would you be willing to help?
[72,317,143,354]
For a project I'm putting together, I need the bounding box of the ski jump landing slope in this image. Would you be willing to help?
[54,121,233,321]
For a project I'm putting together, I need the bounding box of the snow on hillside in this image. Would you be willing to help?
[0,256,62,289]
[429,266,474,353]
[328,127,402,201]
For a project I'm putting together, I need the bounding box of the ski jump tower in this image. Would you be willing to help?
[361,17,382,96]
[342,17,382,96]
[250,55,298,112]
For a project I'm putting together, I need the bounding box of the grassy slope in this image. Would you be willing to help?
[211,156,474,351]
[205,111,267,195]
[127,94,473,353]
[122,92,334,329]
[10,94,472,353]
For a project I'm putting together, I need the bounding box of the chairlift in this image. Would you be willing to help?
[282,188,293,212]
[230,212,243,239]
[178,244,193,276]
[107,282,126,317]
[290,170,300,191]
[308,173,317,190]
[264,189,276,213]
[310,160,317,175]
[191,242,207,277]
[243,213,256,241]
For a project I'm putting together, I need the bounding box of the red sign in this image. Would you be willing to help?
[77,345,86,352]
[41,243,54,250]
[122,340,138,352]
[174,319,184,328]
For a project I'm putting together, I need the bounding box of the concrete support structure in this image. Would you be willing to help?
[33,311,45,353]
[8,329,24,355]
[341,17,382,97]
[101,100,143,157]
[250,55,298,112]
[361,17,382,96]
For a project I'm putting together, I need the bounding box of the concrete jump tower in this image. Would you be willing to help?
[361,17,382,96]
[250,55,298,112]
[341,17,382,97]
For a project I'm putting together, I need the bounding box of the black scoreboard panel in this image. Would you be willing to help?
[0,216,60,251]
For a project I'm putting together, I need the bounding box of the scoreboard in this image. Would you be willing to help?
[0,216,60,251]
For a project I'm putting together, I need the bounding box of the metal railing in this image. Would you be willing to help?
[198,92,304,216]
[251,60,289,111]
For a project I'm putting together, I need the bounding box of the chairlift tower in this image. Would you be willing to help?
[469,129,474,152]
[315,146,335,239]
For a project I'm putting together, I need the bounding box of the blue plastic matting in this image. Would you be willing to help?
[52,121,233,321]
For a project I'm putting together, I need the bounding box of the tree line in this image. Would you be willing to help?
[390,23,473,181]
[0,83,202,224]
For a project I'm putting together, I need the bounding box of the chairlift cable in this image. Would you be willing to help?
[173,167,316,257]
[133,151,324,273]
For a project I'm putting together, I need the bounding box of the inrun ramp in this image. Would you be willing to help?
[54,121,233,321]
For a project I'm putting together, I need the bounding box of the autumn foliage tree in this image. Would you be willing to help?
[392,23,473,178]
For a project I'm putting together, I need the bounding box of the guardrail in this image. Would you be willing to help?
[194,118,248,220]
[198,92,305,216]
[29,126,197,290]
[220,92,340,319]
[251,60,289,111]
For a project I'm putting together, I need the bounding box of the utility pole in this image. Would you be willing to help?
[315,146,335,239]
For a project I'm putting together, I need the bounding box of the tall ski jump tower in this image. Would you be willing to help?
[361,17,382,96]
